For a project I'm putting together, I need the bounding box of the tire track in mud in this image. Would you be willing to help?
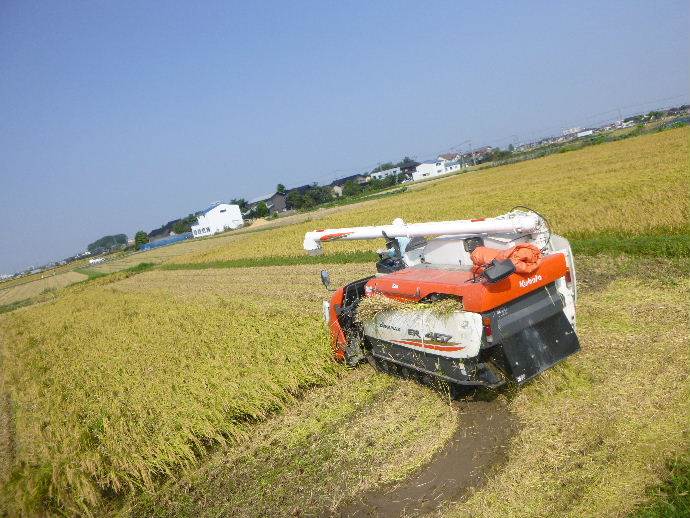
[337,397,516,517]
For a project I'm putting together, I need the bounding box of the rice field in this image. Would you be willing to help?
[0,271,87,306]
[121,255,690,518]
[0,259,90,290]
[1,263,447,516]
[169,127,689,265]
[0,128,688,516]
[446,256,689,518]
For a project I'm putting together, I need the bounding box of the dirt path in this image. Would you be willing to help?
[337,397,516,517]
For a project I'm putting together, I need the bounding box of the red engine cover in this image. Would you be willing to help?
[365,252,568,313]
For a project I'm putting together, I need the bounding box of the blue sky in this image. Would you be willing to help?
[1,0,688,273]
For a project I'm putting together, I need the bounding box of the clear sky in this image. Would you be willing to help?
[1,1,688,273]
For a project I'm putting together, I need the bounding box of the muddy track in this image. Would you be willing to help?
[337,397,516,517]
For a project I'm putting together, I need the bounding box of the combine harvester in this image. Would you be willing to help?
[304,210,580,388]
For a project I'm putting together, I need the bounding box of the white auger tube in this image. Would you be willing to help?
[303,211,542,254]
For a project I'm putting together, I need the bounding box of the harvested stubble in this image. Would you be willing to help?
[356,293,463,323]
[446,263,690,518]
[125,368,458,517]
[0,271,87,306]
[169,128,688,265]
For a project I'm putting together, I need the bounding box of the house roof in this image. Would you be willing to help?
[398,161,420,170]
[331,174,366,186]
[438,153,460,160]
[197,201,223,215]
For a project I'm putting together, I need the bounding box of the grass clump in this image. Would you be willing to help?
[631,452,690,518]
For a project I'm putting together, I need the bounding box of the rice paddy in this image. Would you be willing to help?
[0,128,688,516]
[0,265,365,514]
[169,127,689,265]
[0,271,87,306]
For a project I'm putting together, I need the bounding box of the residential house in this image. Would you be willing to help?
[462,146,494,164]
[398,161,420,180]
[438,152,462,162]
[191,203,243,237]
[370,166,401,181]
[412,156,463,182]
[330,174,369,196]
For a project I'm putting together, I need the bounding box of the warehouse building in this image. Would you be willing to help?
[191,203,243,238]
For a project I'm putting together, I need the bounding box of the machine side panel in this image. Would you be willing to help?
[362,310,483,359]
[328,288,347,361]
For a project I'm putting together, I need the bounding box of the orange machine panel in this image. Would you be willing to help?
[328,287,347,361]
[365,253,567,313]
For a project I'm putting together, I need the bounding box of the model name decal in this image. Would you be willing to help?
[519,274,543,288]
[379,322,401,332]
[408,329,452,343]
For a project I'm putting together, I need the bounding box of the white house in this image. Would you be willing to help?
[191,203,243,238]
[412,158,463,182]
[370,166,401,181]
[412,161,443,181]
[576,129,594,138]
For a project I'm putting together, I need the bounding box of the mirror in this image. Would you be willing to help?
[320,270,334,291]
[482,259,516,283]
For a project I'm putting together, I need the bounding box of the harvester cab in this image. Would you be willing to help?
[305,210,580,388]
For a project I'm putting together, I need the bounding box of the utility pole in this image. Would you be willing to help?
[469,140,476,166]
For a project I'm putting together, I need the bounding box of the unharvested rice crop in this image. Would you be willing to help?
[86,234,248,273]
[169,128,688,265]
[0,270,338,514]
[110,263,374,308]
[0,271,87,306]
[0,263,414,515]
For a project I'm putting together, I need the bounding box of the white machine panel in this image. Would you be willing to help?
[362,308,483,359]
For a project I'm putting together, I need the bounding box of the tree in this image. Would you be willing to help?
[305,185,333,205]
[87,234,127,253]
[301,193,316,209]
[254,201,269,218]
[342,180,362,197]
[134,231,149,250]
[172,214,197,234]
[276,183,286,194]
[370,162,395,175]
[286,190,304,210]
[508,144,515,152]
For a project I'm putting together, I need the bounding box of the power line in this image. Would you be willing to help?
[250,92,689,195]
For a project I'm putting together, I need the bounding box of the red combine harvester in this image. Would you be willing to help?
[303,210,580,388]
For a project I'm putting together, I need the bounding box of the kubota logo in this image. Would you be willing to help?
[519,274,542,288]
